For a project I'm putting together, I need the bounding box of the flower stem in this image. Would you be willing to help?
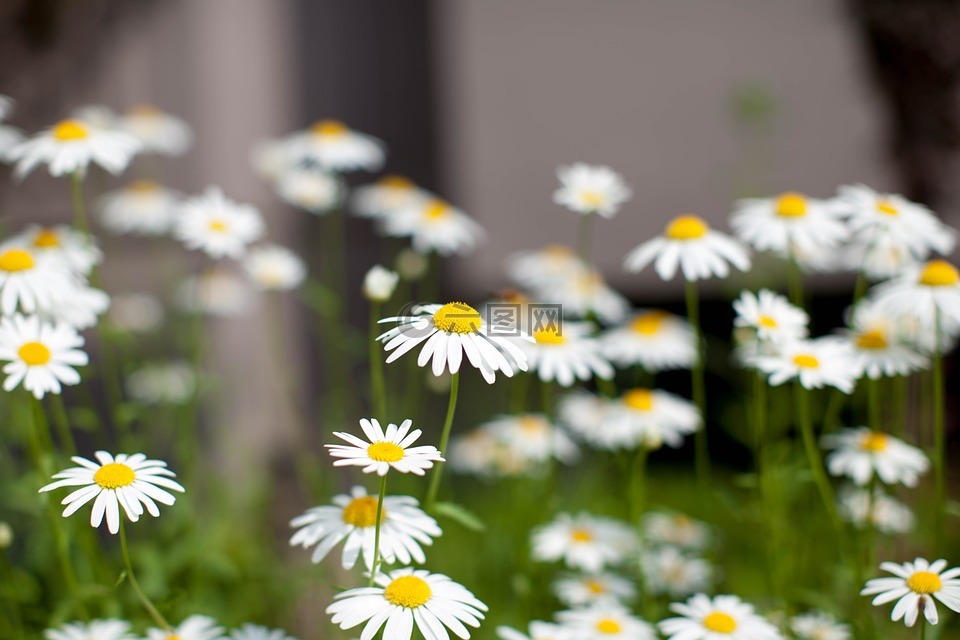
[867,377,882,430]
[118,519,171,632]
[628,447,648,523]
[540,379,554,418]
[69,172,91,236]
[787,254,804,309]
[369,301,387,418]
[684,280,710,488]
[793,383,841,535]
[369,475,388,587]
[425,371,459,509]
[577,214,594,265]
[933,309,945,551]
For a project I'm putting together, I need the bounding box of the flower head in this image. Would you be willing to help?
[752,338,857,393]
[658,594,782,640]
[789,611,850,640]
[553,163,632,218]
[99,181,181,236]
[326,418,443,476]
[730,192,848,258]
[352,175,432,220]
[243,244,306,291]
[531,512,636,573]
[382,197,484,256]
[275,166,342,213]
[145,615,225,640]
[283,119,385,172]
[0,314,88,398]
[173,187,265,259]
[364,264,400,301]
[872,260,960,330]
[861,558,960,627]
[552,572,637,608]
[520,321,614,387]
[228,623,298,640]
[556,604,655,640]
[822,427,929,487]
[9,118,140,178]
[733,289,808,344]
[45,619,135,640]
[641,546,713,598]
[600,310,696,372]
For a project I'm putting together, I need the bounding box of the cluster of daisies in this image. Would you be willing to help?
[45,615,300,640]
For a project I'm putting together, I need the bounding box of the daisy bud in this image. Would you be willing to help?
[363,264,399,301]
[0,522,12,548]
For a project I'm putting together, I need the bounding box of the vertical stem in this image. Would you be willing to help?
[787,254,804,310]
[369,301,387,418]
[684,280,710,487]
[577,214,594,265]
[69,172,91,236]
[540,379,554,418]
[508,373,531,414]
[118,520,171,632]
[919,618,927,640]
[425,372,460,509]
[794,383,841,535]
[628,447,648,523]
[893,375,907,438]
[852,270,869,303]
[369,475,388,586]
[867,377,882,430]
[933,310,945,551]
[48,394,77,456]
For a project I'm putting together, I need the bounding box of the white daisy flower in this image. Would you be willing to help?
[535,269,630,325]
[600,309,696,372]
[352,175,432,220]
[0,314,88,399]
[531,512,636,573]
[0,244,76,316]
[229,624,298,640]
[872,260,960,330]
[173,187,265,259]
[552,572,637,608]
[837,486,915,535]
[557,390,611,440]
[382,198,484,257]
[145,615,225,640]
[730,192,848,258]
[289,485,441,570]
[0,95,13,120]
[822,427,929,487]
[284,119,385,173]
[45,619,135,640]
[752,338,857,393]
[520,322,613,387]
[481,413,580,467]
[553,163,632,218]
[9,118,140,178]
[497,621,568,640]
[243,244,306,291]
[789,611,850,640]
[641,546,714,598]
[327,567,487,640]
[40,282,110,331]
[508,245,584,291]
[448,429,509,477]
[732,289,808,344]
[71,104,120,130]
[108,293,165,333]
[250,137,290,183]
[11,225,102,277]
[176,267,252,317]
[861,558,960,627]
[840,297,929,378]
[0,103,24,161]
[659,593,782,640]
[125,361,196,405]
[556,604,655,640]
[39,451,184,535]
[641,511,712,550]
[364,264,400,302]
[377,301,531,384]
[623,215,751,282]
[98,180,181,236]
[275,166,342,214]
[326,418,443,476]
[120,104,193,156]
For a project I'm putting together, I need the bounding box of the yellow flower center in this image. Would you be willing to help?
[585,580,606,594]
[595,619,621,634]
[623,388,654,412]
[53,119,89,141]
[758,315,778,328]
[342,496,385,528]
[571,528,593,542]
[367,442,404,463]
[907,571,942,594]
[860,431,889,452]
[93,462,136,489]
[544,244,574,257]
[665,215,709,240]
[380,175,414,190]
[165,636,181,640]
[208,220,229,233]
[129,180,159,193]
[581,191,605,208]
[32,229,60,248]
[876,199,898,216]
[918,260,959,287]
[855,329,888,350]
[703,612,737,634]
[631,311,666,335]
[433,302,481,334]
[0,249,35,272]
[423,199,450,221]
[383,575,432,608]
[792,354,819,369]
[518,416,548,434]
[18,342,51,366]
[775,192,807,218]
[310,119,348,137]
[534,328,565,345]
[129,104,162,116]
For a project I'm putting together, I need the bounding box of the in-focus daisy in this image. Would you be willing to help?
[659,594,782,640]
[125,361,196,405]
[600,309,696,372]
[39,451,184,534]
[326,418,443,476]
[377,302,530,384]
[838,486,915,535]
[275,166,342,214]
[556,604,655,640]
[0,244,76,316]
[382,198,484,256]
[822,427,929,487]
[534,268,630,325]
[12,225,102,277]
[872,260,960,330]
[553,163,632,218]
[552,572,637,608]
[228,624,298,640]
[497,621,568,640]
[641,546,713,598]
[789,611,850,640]
[730,192,848,258]
[145,615,225,640]
[352,175,431,220]
[45,619,135,640]
[289,485,441,570]
[173,187,265,259]
[120,104,193,156]
[861,558,960,627]
[531,512,636,573]
[176,267,252,317]
[623,214,751,282]
[732,289,808,344]
[363,264,400,302]
[641,511,711,550]
[9,118,140,178]
[243,244,306,291]
[0,314,88,399]
[752,338,857,393]
[327,567,487,640]
[519,322,613,387]
[284,119,385,173]
[99,180,181,236]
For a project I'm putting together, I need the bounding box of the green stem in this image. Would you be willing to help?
[596,375,617,398]
[893,375,907,438]
[48,394,77,455]
[787,254,804,309]
[118,520,171,632]
[425,372,459,509]
[369,302,387,418]
[684,280,710,487]
[852,270,869,303]
[577,214,594,265]
[369,475,388,586]
[508,373,531,414]
[867,377,882,431]
[69,172,90,236]
[540,379,554,418]
[793,383,841,535]
[919,618,927,640]
[933,310,945,551]
[628,447,648,523]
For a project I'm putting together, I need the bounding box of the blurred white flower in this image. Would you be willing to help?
[99,181,181,236]
[363,264,399,301]
[176,267,252,317]
[10,225,102,277]
[383,197,484,257]
[45,620,135,640]
[822,427,929,487]
[243,244,306,291]
[108,293,165,333]
[120,104,192,156]
[276,166,342,214]
[282,119,385,173]
[125,361,196,405]
[552,572,637,608]
[641,546,713,598]
[556,604,655,640]
[9,118,140,178]
[789,611,850,640]
[553,163,632,218]
[173,187,265,259]
[872,260,960,332]
[352,175,431,220]
[531,512,636,573]
[520,321,613,387]
[732,289,808,344]
[145,615,225,640]
[641,511,712,550]
[752,338,858,393]
[0,243,78,316]
[837,486,915,534]
[600,309,696,372]
[730,192,848,258]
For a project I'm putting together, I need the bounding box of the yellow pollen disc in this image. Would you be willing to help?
[208,220,229,233]
[367,441,404,462]
[907,571,942,594]
[623,388,654,412]
[703,612,737,633]
[758,315,778,328]
[32,229,60,248]
[499,289,530,304]
[166,636,181,640]
[631,311,666,335]
[792,354,819,369]
[585,580,606,594]
[129,104,162,116]
[518,416,547,434]
[918,260,959,287]
[93,462,136,489]
[383,575,432,608]
[433,301,481,334]
[342,496,385,527]
[380,175,414,190]
[534,328,565,345]
[544,244,574,257]
[876,199,898,216]
[0,249,35,272]
[665,215,709,240]
[423,199,450,220]
[18,342,51,366]
[129,180,159,193]
[775,192,807,218]
[855,329,888,350]
[860,431,889,452]
[310,119,348,136]
[581,191,605,208]
[571,528,593,542]
[595,619,621,634]
[53,119,89,141]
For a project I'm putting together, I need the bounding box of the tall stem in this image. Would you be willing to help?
[628,447,648,523]
[684,280,709,487]
[867,377,882,430]
[794,383,841,535]
[425,372,459,509]
[69,172,91,236]
[577,214,594,265]
[540,379,554,418]
[369,301,387,418]
[787,254,804,309]
[118,520,171,632]
[933,310,945,551]
[369,475,388,586]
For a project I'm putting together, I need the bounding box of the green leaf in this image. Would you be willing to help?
[432,501,485,532]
